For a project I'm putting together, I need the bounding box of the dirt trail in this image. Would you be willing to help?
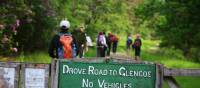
[110,52,134,60]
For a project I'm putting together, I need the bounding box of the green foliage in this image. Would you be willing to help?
[2,0,200,63]
[0,0,57,55]
[134,0,200,61]
[1,0,139,55]
[141,40,200,68]
[51,0,134,37]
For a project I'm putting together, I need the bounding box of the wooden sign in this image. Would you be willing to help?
[0,62,20,88]
[52,58,163,88]
[21,64,49,88]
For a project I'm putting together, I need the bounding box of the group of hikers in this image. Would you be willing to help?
[96,32,119,57]
[126,33,142,60]
[48,19,142,60]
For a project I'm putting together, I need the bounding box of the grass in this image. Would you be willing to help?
[84,47,97,58]
[175,76,200,88]
[140,40,200,88]
[0,51,51,63]
[104,37,200,88]
[85,39,200,68]
[0,38,199,88]
[141,51,200,68]
[16,51,51,63]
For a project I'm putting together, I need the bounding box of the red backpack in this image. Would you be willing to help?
[110,35,118,42]
[133,40,141,47]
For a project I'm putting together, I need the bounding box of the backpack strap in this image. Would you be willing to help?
[57,32,75,59]
[58,32,72,37]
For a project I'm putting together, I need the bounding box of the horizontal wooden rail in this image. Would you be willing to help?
[164,68,200,76]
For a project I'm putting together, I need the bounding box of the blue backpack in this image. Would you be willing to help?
[127,39,132,46]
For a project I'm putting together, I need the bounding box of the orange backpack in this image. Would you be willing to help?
[59,34,73,59]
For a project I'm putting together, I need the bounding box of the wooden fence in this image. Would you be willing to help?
[164,68,200,88]
[0,62,49,88]
[0,57,200,88]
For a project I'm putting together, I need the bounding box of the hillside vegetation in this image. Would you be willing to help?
[0,0,200,88]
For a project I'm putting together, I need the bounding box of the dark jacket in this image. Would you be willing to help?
[72,29,87,48]
[134,38,142,48]
[48,30,76,58]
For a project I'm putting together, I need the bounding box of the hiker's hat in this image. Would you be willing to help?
[60,19,70,28]
[99,32,103,35]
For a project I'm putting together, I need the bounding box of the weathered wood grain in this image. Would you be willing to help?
[164,68,200,76]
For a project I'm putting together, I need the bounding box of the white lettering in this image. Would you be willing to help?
[148,71,151,77]
[119,67,126,76]
[98,79,132,88]
[98,79,105,88]
[63,65,69,74]
[82,78,93,87]
[88,66,94,75]
[63,65,87,74]
[63,65,152,78]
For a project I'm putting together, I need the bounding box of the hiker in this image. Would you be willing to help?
[96,32,107,57]
[106,33,112,56]
[111,34,119,54]
[72,24,87,58]
[126,34,133,54]
[132,34,142,61]
[103,32,108,57]
[48,19,77,59]
[86,35,93,47]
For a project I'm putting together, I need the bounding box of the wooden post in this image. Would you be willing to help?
[51,59,56,88]
[54,60,59,88]
[156,64,164,88]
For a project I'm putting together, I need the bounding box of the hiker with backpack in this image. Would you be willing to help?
[48,19,77,59]
[126,34,133,55]
[111,34,119,54]
[96,32,107,57]
[132,34,142,61]
[106,33,112,56]
[72,25,87,58]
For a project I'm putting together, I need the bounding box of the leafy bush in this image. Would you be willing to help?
[134,0,200,61]
[0,0,56,55]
